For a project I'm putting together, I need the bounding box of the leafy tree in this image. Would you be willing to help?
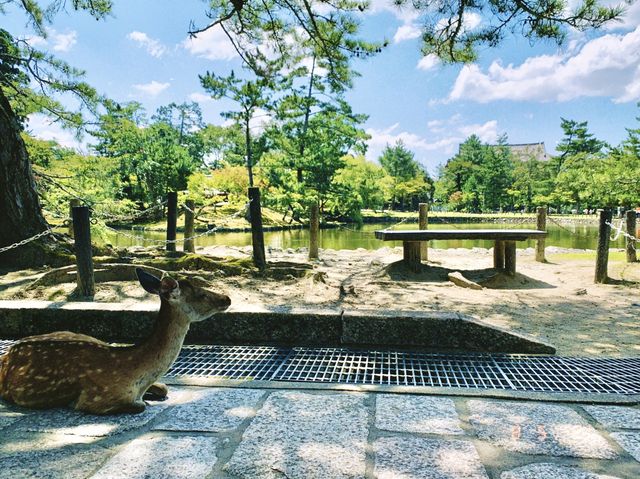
[195,0,619,69]
[435,135,513,212]
[554,118,607,172]
[92,102,203,204]
[333,155,388,211]
[507,156,555,210]
[200,70,277,186]
[262,107,369,220]
[476,136,514,211]
[379,140,420,181]
[1,2,109,264]
[378,140,432,210]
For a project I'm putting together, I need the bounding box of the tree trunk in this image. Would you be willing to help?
[0,89,69,267]
[244,119,254,187]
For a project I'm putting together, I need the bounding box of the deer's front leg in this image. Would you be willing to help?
[143,382,168,401]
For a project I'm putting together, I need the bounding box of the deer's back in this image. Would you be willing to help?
[0,331,132,409]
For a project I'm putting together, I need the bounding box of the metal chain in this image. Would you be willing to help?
[102,201,250,245]
[606,220,639,247]
[0,229,53,254]
[546,215,577,235]
[382,215,412,231]
[92,201,167,222]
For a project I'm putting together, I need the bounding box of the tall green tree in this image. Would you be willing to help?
[554,118,607,172]
[378,140,432,210]
[200,70,277,186]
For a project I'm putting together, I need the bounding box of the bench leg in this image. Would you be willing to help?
[403,241,422,272]
[493,240,505,269]
[504,241,516,276]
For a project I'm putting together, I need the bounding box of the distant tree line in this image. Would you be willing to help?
[434,114,640,213]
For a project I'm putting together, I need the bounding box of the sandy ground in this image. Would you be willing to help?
[2,245,639,357]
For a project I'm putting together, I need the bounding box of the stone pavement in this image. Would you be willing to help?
[1,385,640,478]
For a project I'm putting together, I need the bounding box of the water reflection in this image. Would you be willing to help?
[101,222,628,251]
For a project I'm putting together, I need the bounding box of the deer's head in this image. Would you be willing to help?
[136,268,231,322]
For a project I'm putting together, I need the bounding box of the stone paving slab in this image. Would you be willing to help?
[610,432,640,462]
[468,400,617,459]
[89,435,219,479]
[13,400,172,437]
[375,394,464,435]
[500,463,621,479]
[0,445,111,479]
[0,408,26,430]
[224,391,369,479]
[9,389,188,437]
[583,405,640,429]
[373,436,488,479]
[153,387,264,432]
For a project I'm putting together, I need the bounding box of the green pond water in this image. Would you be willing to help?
[102,221,632,251]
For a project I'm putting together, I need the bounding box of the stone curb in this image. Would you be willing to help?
[0,300,554,354]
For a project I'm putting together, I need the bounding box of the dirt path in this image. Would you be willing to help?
[2,246,639,357]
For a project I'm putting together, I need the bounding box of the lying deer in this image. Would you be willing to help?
[0,268,230,414]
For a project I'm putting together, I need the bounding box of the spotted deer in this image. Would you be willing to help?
[0,268,230,414]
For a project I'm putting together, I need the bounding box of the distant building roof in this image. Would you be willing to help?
[457,142,548,162]
[501,142,548,162]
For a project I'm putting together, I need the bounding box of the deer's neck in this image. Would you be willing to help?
[135,300,190,381]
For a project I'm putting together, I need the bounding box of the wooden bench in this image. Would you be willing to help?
[374,229,547,275]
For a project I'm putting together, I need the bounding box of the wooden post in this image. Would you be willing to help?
[493,240,505,270]
[248,187,266,270]
[504,241,517,276]
[595,208,612,284]
[68,199,81,238]
[166,191,177,253]
[626,210,637,263]
[403,241,422,273]
[184,199,195,254]
[419,203,429,262]
[535,206,546,263]
[72,206,94,298]
[309,202,319,260]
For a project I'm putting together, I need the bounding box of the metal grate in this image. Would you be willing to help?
[2,340,640,395]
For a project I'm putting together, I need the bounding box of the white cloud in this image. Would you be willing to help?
[394,24,421,43]
[417,54,440,71]
[366,117,501,167]
[182,26,239,61]
[127,31,167,58]
[23,29,77,52]
[605,0,640,31]
[459,120,499,143]
[51,31,77,52]
[188,92,213,103]
[132,80,170,97]
[448,26,640,103]
[367,0,420,23]
[26,114,84,151]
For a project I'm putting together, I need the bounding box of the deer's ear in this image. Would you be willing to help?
[160,276,179,294]
[136,268,161,295]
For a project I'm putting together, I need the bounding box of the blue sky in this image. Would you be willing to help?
[5,0,640,175]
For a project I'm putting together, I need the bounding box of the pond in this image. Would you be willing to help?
[100,220,632,251]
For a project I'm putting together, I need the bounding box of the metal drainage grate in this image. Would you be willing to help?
[166,345,640,395]
[2,341,640,395]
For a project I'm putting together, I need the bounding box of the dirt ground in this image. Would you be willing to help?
[2,245,639,357]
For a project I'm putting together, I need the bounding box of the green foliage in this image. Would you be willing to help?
[23,133,133,218]
[91,102,205,205]
[200,70,278,186]
[379,140,420,181]
[379,140,433,210]
[333,155,387,211]
[435,135,513,212]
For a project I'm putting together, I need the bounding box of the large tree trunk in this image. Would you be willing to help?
[0,89,71,267]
